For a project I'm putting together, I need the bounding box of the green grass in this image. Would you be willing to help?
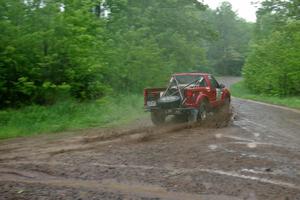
[0,94,146,139]
[230,81,300,109]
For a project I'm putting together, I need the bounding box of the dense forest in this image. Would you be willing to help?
[0,0,253,108]
[243,0,300,96]
[0,0,299,109]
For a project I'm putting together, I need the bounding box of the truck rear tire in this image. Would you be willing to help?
[151,111,166,125]
[221,97,230,113]
[198,101,208,121]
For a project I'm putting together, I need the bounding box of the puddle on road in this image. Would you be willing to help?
[242,168,270,175]
[232,141,286,149]
[234,118,267,129]
[79,163,300,190]
[247,143,257,148]
[200,169,299,190]
[208,144,218,150]
[240,153,259,158]
[253,133,260,137]
[242,167,300,178]
[222,135,254,142]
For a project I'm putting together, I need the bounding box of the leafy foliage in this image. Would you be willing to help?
[0,0,253,108]
[203,2,254,75]
[231,81,300,109]
[0,0,108,107]
[243,0,300,96]
[103,0,212,92]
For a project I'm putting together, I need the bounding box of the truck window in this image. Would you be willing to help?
[175,75,204,85]
[209,76,220,88]
[198,78,207,87]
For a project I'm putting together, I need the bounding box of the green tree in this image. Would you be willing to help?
[0,0,256,108]
[203,2,253,75]
[103,0,213,92]
[243,0,300,96]
[0,0,109,107]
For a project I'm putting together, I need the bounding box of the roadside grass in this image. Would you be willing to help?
[230,81,300,109]
[0,94,146,139]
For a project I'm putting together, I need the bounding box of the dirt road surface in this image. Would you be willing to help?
[1,77,300,200]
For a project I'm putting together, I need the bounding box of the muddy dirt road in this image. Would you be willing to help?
[1,77,300,200]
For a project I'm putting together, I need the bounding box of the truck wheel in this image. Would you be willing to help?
[151,111,166,125]
[222,97,230,113]
[198,101,207,121]
[224,97,230,106]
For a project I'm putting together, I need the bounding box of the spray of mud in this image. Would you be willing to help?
[77,105,235,146]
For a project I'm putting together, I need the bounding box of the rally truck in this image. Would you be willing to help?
[144,73,231,125]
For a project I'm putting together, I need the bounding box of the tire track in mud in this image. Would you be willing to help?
[0,178,240,200]
[1,162,299,190]
[1,85,300,200]
[1,164,299,200]
[0,168,242,200]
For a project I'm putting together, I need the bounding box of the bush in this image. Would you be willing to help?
[0,94,145,139]
[243,21,300,96]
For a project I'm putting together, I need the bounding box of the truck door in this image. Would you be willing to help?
[208,75,221,107]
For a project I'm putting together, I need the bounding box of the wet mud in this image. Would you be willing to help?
[0,77,300,200]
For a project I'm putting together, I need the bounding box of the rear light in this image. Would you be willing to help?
[144,90,160,106]
[186,90,193,97]
[148,91,160,98]
[144,90,148,106]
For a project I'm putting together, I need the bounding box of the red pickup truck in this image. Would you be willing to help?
[144,73,231,125]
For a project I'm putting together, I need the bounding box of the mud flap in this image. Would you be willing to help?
[188,109,199,123]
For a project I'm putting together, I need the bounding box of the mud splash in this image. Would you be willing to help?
[77,106,234,145]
